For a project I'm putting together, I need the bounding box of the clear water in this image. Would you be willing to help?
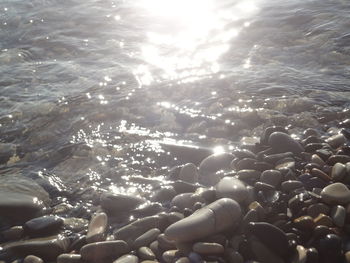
[1,0,350,208]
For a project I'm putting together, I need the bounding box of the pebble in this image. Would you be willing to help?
[175,257,190,263]
[331,163,347,181]
[192,242,224,255]
[138,247,156,260]
[150,187,177,203]
[80,240,129,261]
[246,222,289,257]
[63,217,89,232]
[157,233,176,250]
[307,203,330,218]
[327,155,350,165]
[24,216,63,237]
[311,154,325,166]
[260,170,283,187]
[113,255,139,263]
[292,245,307,263]
[1,226,24,241]
[331,205,346,227]
[325,134,346,148]
[293,216,315,230]
[133,228,161,249]
[171,193,205,211]
[268,132,304,155]
[311,168,331,182]
[56,254,82,263]
[4,235,70,261]
[215,177,248,203]
[281,180,304,192]
[198,153,235,186]
[165,198,241,242]
[179,163,198,184]
[249,237,284,263]
[261,126,288,145]
[314,214,333,227]
[23,255,44,263]
[264,152,294,165]
[100,193,145,214]
[321,182,350,205]
[86,212,108,243]
[237,170,261,182]
[162,250,180,263]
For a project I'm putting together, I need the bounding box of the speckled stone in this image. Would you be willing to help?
[321,183,350,205]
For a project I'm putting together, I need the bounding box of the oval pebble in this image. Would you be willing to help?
[321,183,350,205]
[86,212,108,243]
[215,177,248,203]
[192,242,224,255]
[80,240,129,261]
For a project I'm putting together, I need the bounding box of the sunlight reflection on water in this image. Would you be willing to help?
[134,0,260,86]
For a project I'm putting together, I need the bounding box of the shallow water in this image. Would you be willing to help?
[1,0,350,209]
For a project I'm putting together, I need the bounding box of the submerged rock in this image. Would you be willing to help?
[100,193,145,214]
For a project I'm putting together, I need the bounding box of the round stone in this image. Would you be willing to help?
[23,255,44,263]
[331,163,347,182]
[330,205,346,227]
[215,177,248,203]
[260,170,283,187]
[321,183,350,205]
[179,163,198,184]
[268,132,304,155]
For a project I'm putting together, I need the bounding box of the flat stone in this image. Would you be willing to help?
[113,255,139,263]
[321,183,350,205]
[23,255,44,263]
[192,242,224,255]
[24,216,63,237]
[138,247,156,260]
[80,240,129,261]
[215,177,248,203]
[260,170,283,187]
[246,222,289,257]
[86,212,108,243]
[56,254,82,263]
[268,132,304,155]
[113,215,164,246]
[4,235,70,261]
[331,163,347,182]
[281,180,304,192]
[133,228,161,249]
[165,198,241,242]
[311,168,331,182]
[199,153,235,186]
[100,193,144,214]
[331,205,346,227]
[179,163,198,184]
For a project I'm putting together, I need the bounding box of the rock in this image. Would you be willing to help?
[261,126,288,145]
[325,134,346,148]
[114,215,164,246]
[198,153,235,186]
[250,237,284,263]
[281,180,304,192]
[171,193,205,211]
[1,226,24,241]
[311,168,331,182]
[175,257,190,263]
[172,180,198,194]
[165,198,241,242]
[162,250,180,263]
[330,205,346,227]
[321,183,350,205]
[293,216,315,231]
[138,247,156,260]
[314,214,333,227]
[237,170,261,182]
[311,154,325,167]
[150,187,177,203]
[86,212,108,243]
[113,255,139,263]
[292,245,307,263]
[215,177,248,203]
[268,132,304,155]
[246,222,289,257]
[327,155,350,165]
[100,193,144,214]
[4,235,70,261]
[192,242,224,255]
[179,163,198,184]
[23,255,44,263]
[57,254,82,263]
[133,228,161,249]
[63,217,89,232]
[0,191,46,223]
[24,216,63,237]
[157,233,176,250]
[331,163,347,181]
[80,240,129,261]
[307,203,330,218]
[260,170,283,187]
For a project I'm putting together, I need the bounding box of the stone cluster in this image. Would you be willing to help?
[2,125,350,263]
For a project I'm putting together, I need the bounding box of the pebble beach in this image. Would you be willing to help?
[1,0,350,262]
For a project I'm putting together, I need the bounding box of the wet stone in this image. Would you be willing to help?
[179,163,198,184]
[291,245,307,263]
[246,222,289,257]
[307,203,330,218]
[325,134,346,149]
[331,163,347,182]
[174,257,190,263]
[56,254,82,263]
[150,187,177,203]
[268,132,304,155]
[171,193,205,211]
[314,214,333,227]
[1,226,24,241]
[237,170,261,183]
[23,255,44,263]
[113,255,139,263]
[260,170,283,187]
[138,247,156,260]
[165,198,241,242]
[233,149,257,159]
[100,193,144,214]
[133,228,161,249]
[80,240,129,261]
[321,182,350,205]
[192,242,224,255]
[311,168,331,182]
[293,216,315,231]
[311,154,325,167]
[162,250,180,263]
[261,126,288,145]
[330,205,346,227]
[86,212,108,243]
[281,180,304,192]
[23,216,63,238]
[157,233,176,250]
[263,152,294,165]
[327,155,350,165]
[249,237,284,263]
[215,177,248,203]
